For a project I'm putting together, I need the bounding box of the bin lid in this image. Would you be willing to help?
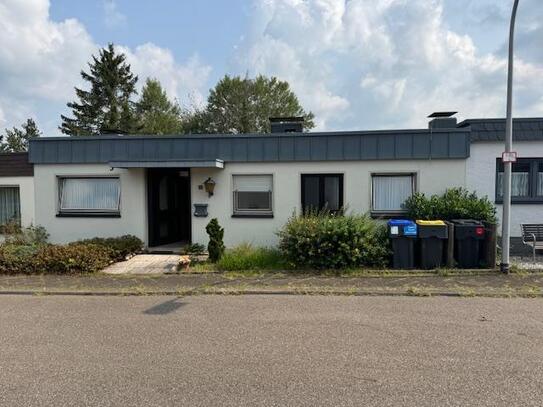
[387,219,415,226]
[416,220,445,226]
[451,219,482,225]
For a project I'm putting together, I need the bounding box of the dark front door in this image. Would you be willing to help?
[148,169,191,247]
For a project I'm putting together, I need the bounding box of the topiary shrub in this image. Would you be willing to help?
[75,235,143,261]
[278,211,391,269]
[403,188,497,223]
[206,218,225,263]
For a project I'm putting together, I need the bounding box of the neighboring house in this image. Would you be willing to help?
[5,113,538,253]
[0,153,34,230]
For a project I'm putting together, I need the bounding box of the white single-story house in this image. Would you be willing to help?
[1,113,542,253]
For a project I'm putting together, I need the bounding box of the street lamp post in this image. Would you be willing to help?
[501,0,520,274]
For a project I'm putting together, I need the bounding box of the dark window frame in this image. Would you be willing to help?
[301,173,344,214]
[495,158,543,204]
[57,176,121,217]
[370,172,416,218]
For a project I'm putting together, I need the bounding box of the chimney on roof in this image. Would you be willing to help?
[269,117,304,133]
[428,111,457,129]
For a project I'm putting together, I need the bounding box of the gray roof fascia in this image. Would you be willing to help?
[28,128,471,164]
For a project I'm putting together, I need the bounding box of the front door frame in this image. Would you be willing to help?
[147,168,192,247]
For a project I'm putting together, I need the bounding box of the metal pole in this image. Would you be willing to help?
[501,0,520,274]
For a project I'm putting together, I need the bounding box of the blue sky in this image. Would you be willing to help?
[49,0,250,86]
[0,0,541,136]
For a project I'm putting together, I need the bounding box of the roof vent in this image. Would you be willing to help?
[428,112,457,129]
[269,117,304,133]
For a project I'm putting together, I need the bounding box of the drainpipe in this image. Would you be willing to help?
[501,0,520,274]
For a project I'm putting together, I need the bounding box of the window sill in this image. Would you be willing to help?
[232,213,274,219]
[495,199,543,205]
[56,212,121,218]
[370,211,408,219]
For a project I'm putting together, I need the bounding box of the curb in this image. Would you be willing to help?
[1,289,542,298]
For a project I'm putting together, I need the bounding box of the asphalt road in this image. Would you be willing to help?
[1,295,542,406]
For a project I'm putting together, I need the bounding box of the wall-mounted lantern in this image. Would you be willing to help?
[203,177,216,197]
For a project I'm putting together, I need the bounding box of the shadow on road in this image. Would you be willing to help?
[143,298,186,315]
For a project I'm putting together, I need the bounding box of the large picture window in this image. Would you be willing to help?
[496,158,543,203]
[232,175,273,217]
[58,177,121,216]
[301,174,343,213]
[0,186,21,226]
[371,174,415,215]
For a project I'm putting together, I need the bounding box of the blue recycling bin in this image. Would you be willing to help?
[388,219,418,269]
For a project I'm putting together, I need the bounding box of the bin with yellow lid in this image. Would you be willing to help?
[416,219,448,269]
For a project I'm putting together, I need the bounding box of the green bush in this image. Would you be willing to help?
[0,243,113,275]
[206,218,225,262]
[34,244,114,274]
[2,224,49,246]
[181,243,206,255]
[217,243,286,271]
[278,211,391,269]
[75,235,143,261]
[404,188,497,223]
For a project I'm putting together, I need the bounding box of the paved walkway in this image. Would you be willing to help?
[103,254,180,274]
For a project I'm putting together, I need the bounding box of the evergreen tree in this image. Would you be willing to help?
[135,78,183,135]
[183,75,315,134]
[60,43,138,135]
[0,118,41,152]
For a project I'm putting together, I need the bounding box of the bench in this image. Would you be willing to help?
[521,224,543,262]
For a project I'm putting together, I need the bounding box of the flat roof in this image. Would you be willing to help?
[29,128,470,164]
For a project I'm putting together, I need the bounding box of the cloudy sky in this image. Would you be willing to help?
[0,0,541,136]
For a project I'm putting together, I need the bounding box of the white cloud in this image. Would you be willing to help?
[234,0,543,130]
[120,44,212,108]
[103,0,126,29]
[0,0,212,136]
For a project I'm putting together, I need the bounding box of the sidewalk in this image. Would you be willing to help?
[1,271,543,297]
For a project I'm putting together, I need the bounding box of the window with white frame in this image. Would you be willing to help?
[58,177,121,215]
[232,175,273,216]
[371,174,415,214]
[0,186,21,226]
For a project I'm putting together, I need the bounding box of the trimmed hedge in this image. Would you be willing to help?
[75,235,143,261]
[0,243,114,275]
[0,234,143,275]
[278,212,391,269]
[403,188,497,223]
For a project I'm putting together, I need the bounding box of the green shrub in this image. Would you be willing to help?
[75,235,143,261]
[0,243,113,275]
[217,243,286,271]
[33,244,114,274]
[3,224,49,246]
[206,218,225,262]
[181,243,206,255]
[278,211,391,269]
[404,188,497,223]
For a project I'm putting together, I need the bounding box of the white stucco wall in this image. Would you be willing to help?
[33,159,467,247]
[467,141,543,237]
[33,164,147,244]
[0,176,35,227]
[191,160,467,247]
